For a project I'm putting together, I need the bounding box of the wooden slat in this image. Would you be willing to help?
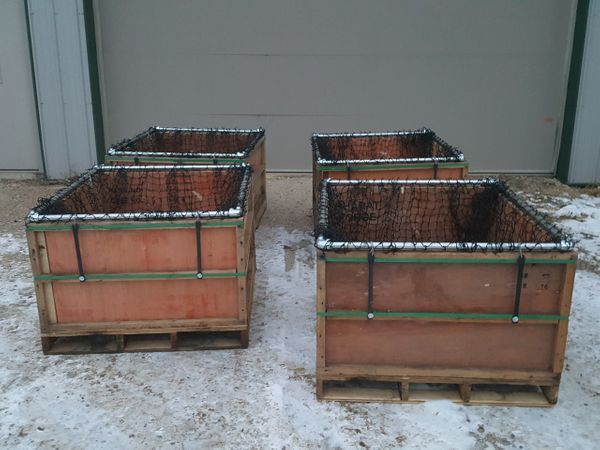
[318,365,560,385]
[552,262,577,373]
[27,231,51,332]
[316,255,327,370]
[42,330,246,355]
[320,380,554,407]
[43,318,247,336]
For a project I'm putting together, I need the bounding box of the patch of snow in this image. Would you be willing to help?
[553,195,600,262]
[0,234,27,256]
[0,216,599,448]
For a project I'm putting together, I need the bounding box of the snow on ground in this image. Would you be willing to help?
[1,183,600,449]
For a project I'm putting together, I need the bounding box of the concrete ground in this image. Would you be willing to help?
[0,174,599,449]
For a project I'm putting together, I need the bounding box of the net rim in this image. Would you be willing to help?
[315,178,575,252]
[27,164,251,223]
[312,127,465,166]
[107,126,265,159]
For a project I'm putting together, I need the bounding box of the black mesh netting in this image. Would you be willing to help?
[316,180,572,251]
[113,127,264,156]
[312,129,463,163]
[28,165,250,222]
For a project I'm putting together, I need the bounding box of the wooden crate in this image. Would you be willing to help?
[315,179,576,406]
[26,165,256,354]
[106,127,266,227]
[312,128,468,220]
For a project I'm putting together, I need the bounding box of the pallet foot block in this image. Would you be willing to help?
[106,127,266,227]
[26,164,255,354]
[314,178,576,406]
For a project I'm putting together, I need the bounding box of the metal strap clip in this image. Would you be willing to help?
[195,220,203,279]
[367,248,375,320]
[71,223,85,282]
[512,252,526,324]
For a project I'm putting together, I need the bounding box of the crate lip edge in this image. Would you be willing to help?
[107,126,265,159]
[315,178,574,252]
[26,164,252,223]
[312,128,466,166]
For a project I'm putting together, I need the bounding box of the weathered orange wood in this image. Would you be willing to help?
[323,166,465,181]
[325,320,556,371]
[316,247,576,404]
[325,262,564,315]
[52,278,239,323]
[45,227,237,274]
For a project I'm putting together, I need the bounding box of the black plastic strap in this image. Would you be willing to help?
[433,161,439,179]
[72,224,85,282]
[213,158,219,165]
[133,157,140,165]
[195,220,203,279]
[367,250,375,320]
[346,162,352,180]
[512,254,526,324]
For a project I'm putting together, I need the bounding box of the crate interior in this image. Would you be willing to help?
[322,183,558,245]
[120,129,259,154]
[314,132,458,161]
[37,167,246,216]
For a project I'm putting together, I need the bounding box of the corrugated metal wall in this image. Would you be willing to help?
[0,0,42,175]
[28,0,97,179]
[568,0,600,184]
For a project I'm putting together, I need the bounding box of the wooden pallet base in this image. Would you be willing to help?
[41,329,248,355]
[318,379,559,407]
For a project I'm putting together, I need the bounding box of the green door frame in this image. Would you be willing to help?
[556,0,590,183]
[83,0,106,164]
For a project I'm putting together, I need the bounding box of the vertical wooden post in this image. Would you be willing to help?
[27,231,50,333]
[552,259,577,374]
[316,253,327,398]
[400,382,410,401]
[459,384,472,403]
[542,385,560,404]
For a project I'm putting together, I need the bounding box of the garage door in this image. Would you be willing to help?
[96,0,576,172]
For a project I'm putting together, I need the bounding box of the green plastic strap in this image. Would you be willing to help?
[106,156,245,164]
[35,272,245,281]
[317,162,467,172]
[27,221,244,232]
[317,311,568,321]
[321,256,576,265]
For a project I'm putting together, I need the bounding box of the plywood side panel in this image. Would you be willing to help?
[53,278,239,323]
[325,262,564,315]
[45,227,237,274]
[325,320,556,371]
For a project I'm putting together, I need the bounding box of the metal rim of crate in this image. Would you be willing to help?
[315,178,574,252]
[312,127,466,166]
[107,126,265,159]
[26,164,252,223]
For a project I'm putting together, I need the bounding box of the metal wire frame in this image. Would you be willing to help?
[312,127,465,166]
[27,164,252,223]
[106,126,265,159]
[315,178,574,252]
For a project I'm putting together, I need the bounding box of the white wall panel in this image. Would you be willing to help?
[28,0,96,178]
[96,0,576,172]
[0,0,42,174]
